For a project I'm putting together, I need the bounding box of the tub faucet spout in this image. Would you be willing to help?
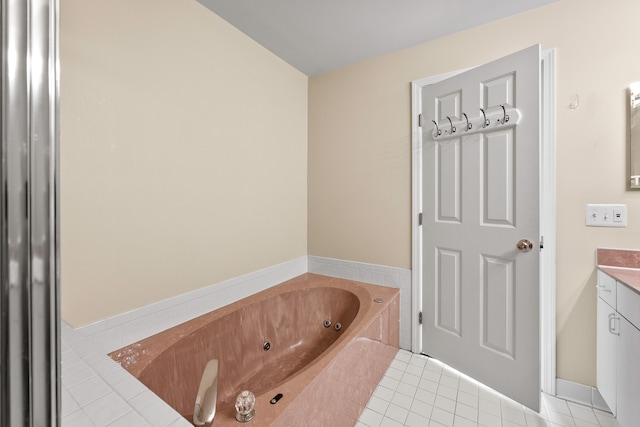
[193,359,218,426]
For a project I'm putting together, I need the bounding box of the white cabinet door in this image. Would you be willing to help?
[617,315,640,427]
[617,282,640,328]
[597,296,617,415]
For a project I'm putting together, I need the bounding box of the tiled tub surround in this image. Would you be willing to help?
[109,274,400,426]
[597,248,640,292]
[61,327,191,426]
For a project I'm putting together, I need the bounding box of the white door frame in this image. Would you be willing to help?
[410,49,556,396]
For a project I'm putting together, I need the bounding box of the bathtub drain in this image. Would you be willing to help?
[270,393,283,404]
[263,341,271,351]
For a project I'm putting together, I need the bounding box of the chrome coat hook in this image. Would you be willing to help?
[462,113,472,132]
[500,105,510,124]
[446,116,456,134]
[432,120,441,137]
[480,108,489,128]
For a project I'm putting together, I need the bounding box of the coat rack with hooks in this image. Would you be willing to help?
[430,105,521,141]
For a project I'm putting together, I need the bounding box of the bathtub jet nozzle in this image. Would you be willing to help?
[323,319,332,328]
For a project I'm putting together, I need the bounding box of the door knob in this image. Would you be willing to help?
[517,239,533,252]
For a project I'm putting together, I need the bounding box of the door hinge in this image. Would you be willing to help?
[418,311,423,324]
[540,235,544,251]
[418,114,424,127]
[418,213,423,226]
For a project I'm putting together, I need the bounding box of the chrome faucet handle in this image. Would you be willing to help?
[235,390,256,422]
[193,359,219,426]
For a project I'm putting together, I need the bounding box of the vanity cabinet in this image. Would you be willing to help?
[597,270,640,426]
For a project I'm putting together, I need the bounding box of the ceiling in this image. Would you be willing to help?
[197,0,556,76]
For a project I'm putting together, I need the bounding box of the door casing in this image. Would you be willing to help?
[410,48,556,396]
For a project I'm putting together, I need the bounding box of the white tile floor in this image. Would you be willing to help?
[357,350,620,427]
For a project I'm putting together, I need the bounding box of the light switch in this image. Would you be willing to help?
[586,204,627,227]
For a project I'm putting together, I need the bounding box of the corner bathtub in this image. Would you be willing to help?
[109,273,399,426]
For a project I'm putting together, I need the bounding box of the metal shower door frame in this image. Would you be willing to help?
[1,0,60,425]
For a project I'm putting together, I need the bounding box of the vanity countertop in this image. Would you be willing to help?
[597,248,640,294]
[598,266,640,294]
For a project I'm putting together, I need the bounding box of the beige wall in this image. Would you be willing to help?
[308,0,640,386]
[61,0,308,326]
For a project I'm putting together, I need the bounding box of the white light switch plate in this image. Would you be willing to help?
[586,204,628,227]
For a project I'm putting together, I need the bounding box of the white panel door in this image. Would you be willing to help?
[422,45,541,411]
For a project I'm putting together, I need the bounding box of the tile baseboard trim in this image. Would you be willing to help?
[308,255,411,288]
[72,255,411,354]
[74,256,308,352]
[555,378,611,413]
